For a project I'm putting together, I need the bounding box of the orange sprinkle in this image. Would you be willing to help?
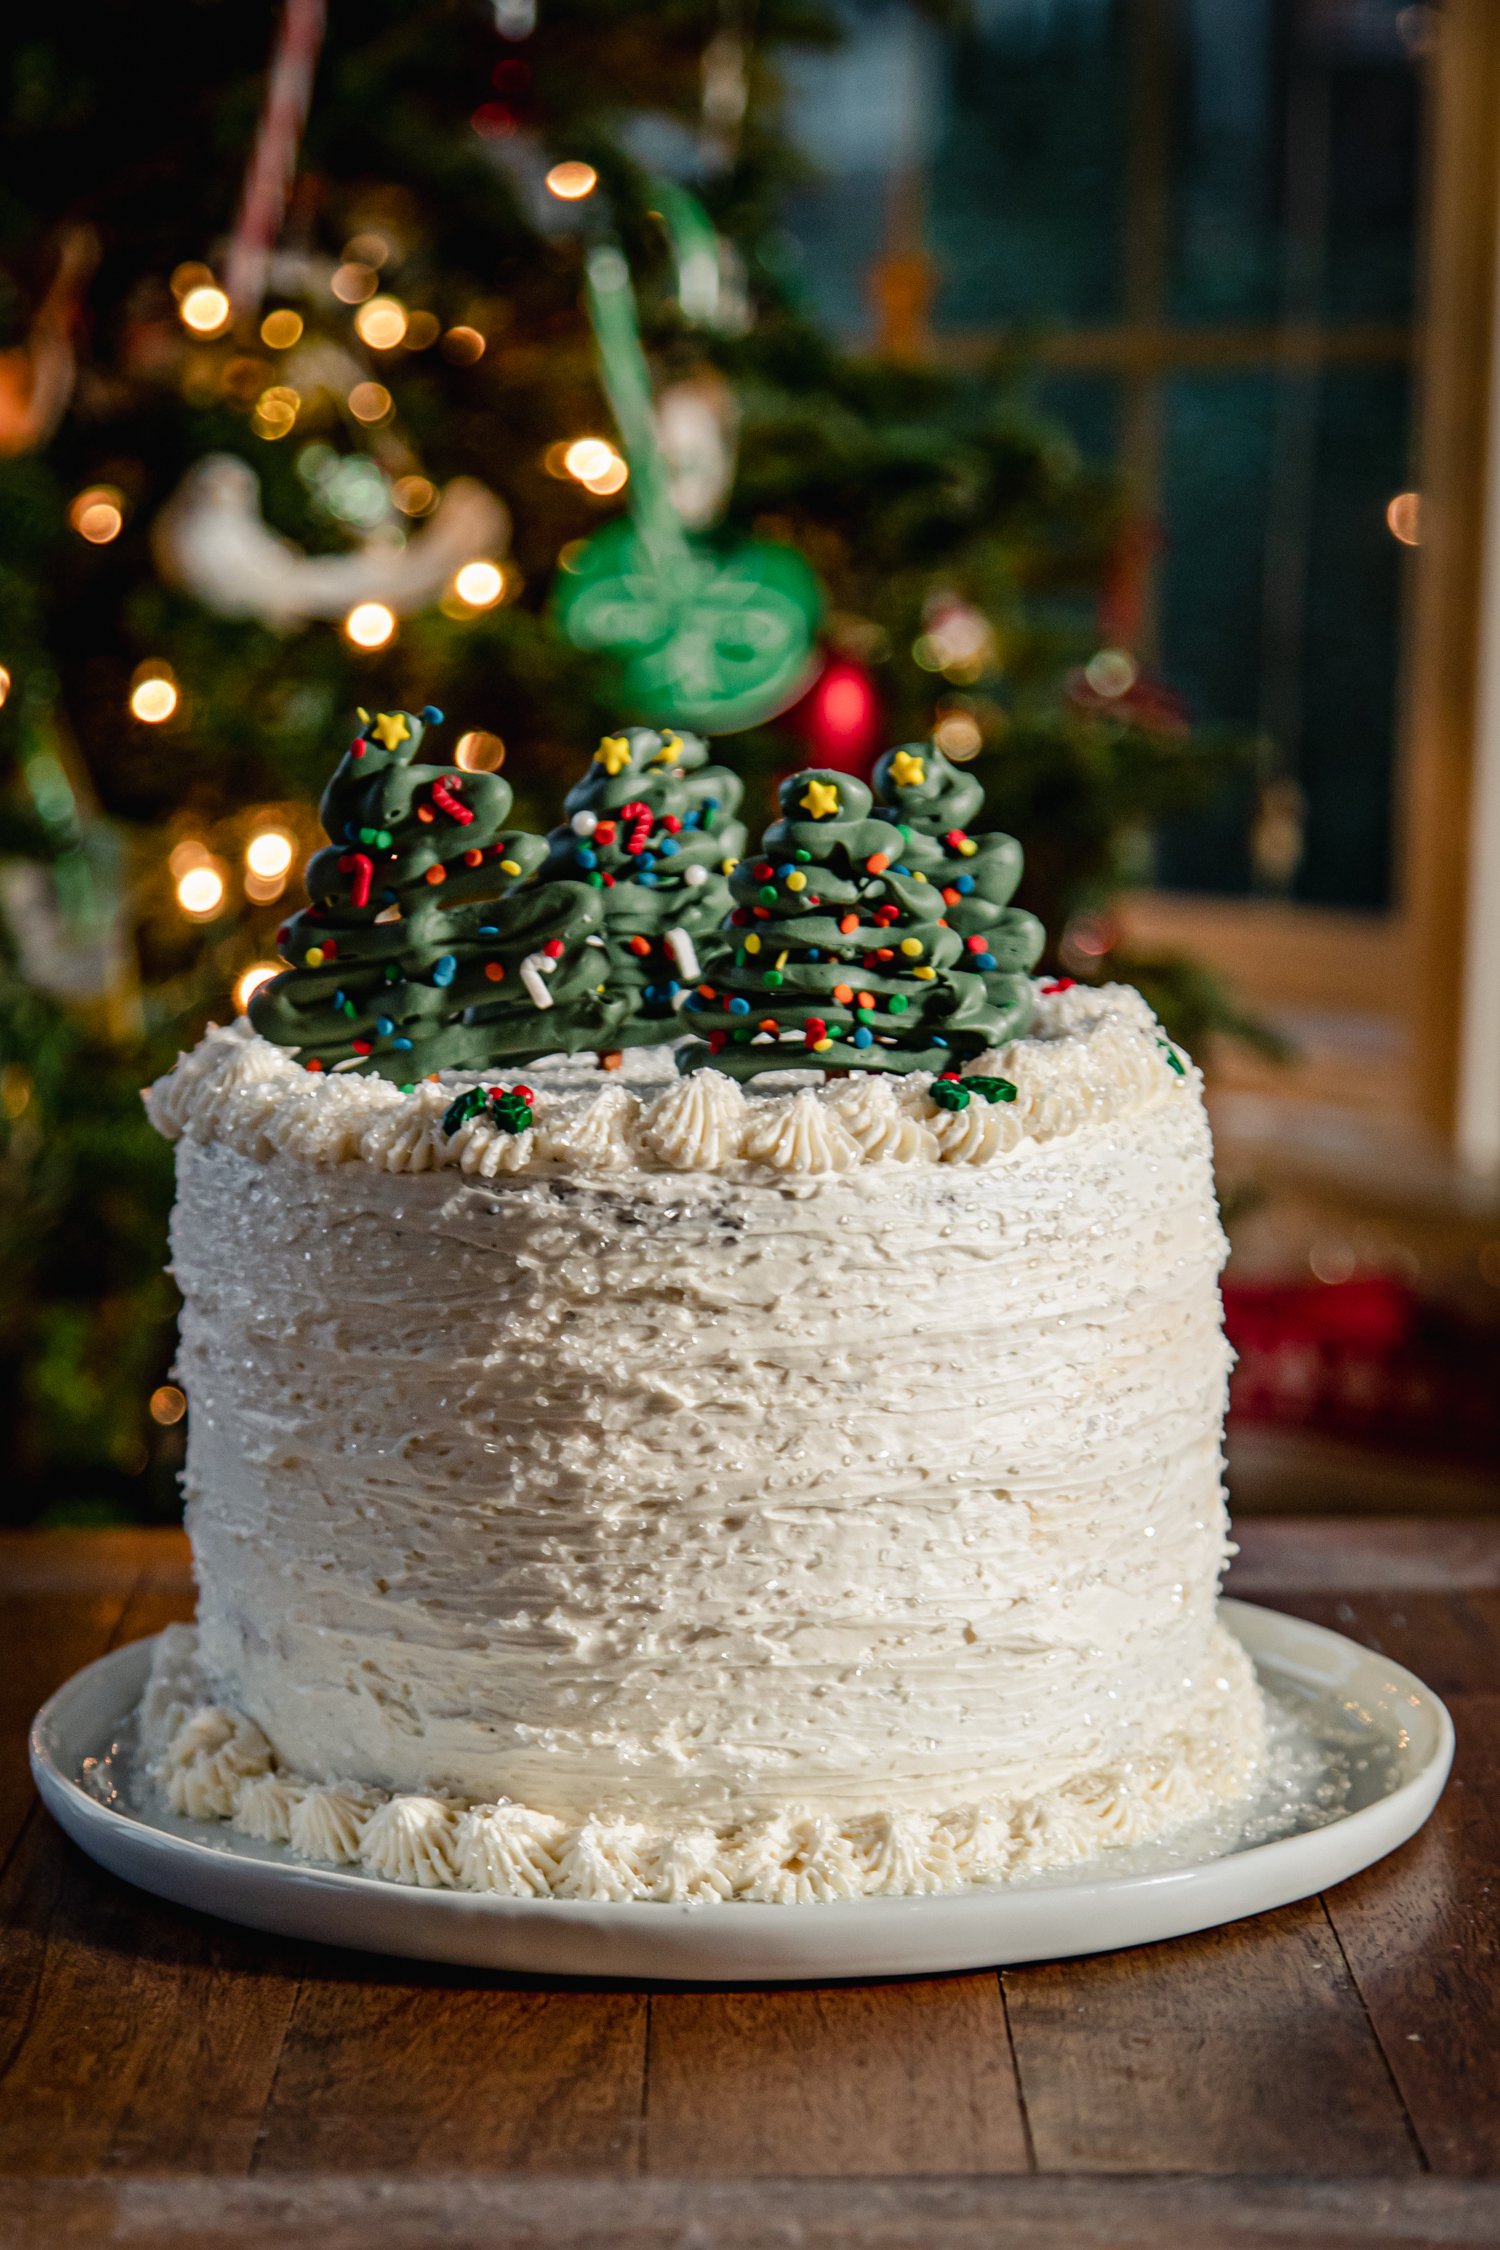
[417,805,435,824]
[698,983,716,997]
[833,982,854,1004]
[866,852,889,874]
[942,887,960,905]
[628,935,651,957]
[484,962,505,982]
[425,865,446,885]
[857,989,875,1009]
[759,1018,778,1033]
[839,913,859,934]
[464,848,484,867]
[875,947,893,962]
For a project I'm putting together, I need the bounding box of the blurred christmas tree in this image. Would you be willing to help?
[0,0,1251,1524]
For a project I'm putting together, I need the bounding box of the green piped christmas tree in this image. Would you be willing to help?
[250,707,610,1079]
[680,768,1030,1079]
[541,725,748,1051]
[871,743,1044,1044]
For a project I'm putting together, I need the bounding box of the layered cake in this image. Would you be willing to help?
[138,714,1265,1902]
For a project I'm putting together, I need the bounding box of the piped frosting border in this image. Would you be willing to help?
[144,981,1192,1179]
[137,1623,1267,1904]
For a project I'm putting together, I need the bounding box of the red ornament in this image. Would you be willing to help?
[800,657,880,773]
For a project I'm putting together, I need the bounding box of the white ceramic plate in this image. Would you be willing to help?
[30,1598,1452,1983]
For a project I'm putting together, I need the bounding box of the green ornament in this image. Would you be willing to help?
[551,244,821,734]
[964,1074,1019,1103]
[930,1079,970,1112]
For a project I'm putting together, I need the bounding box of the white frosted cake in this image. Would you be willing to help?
[138,978,1266,1903]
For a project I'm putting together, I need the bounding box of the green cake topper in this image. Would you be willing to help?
[541,723,747,1048]
[249,707,610,1080]
[870,742,1045,1044]
[678,767,1038,1079]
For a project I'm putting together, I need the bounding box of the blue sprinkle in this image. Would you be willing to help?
[976,952,997,971]
[894,865,910,876]
[728,996,750,1015]
[685,992,707,1011]
[684,810,701,829]
[658,836,679,856]
[853,1027,874,1049]
[667,979,680,995]
[702,797,718,814]
[638,871,658,886]
[421,705,444,725]
[478,925,498,936]
[334,990,346,1008]
[955,875,975,895]
[392,1037,413,1052]
[932,1035,950,1048]
[807,947,822,961]
[344,821,359,841]
[577,847,598,869]
[382,888,398,905]
[432,955,457,987]
[638,851,656,868]
[776,862,794,878]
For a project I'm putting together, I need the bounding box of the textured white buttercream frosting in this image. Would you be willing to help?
[143,981,1266,1896]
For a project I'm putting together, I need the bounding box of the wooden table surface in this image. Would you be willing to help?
[2,1520,1499,2250]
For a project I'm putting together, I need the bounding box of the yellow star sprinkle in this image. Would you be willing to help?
[800,778,841,819]
[652,732,682,761]
[372,711,411,751]
[890,750,926,787]
[595,733,632,775]
[722,856,740,875]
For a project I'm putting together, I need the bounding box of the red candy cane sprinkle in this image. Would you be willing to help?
[429,778,473,825]
[338,852,374,909]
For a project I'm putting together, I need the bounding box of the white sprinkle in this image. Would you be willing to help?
[520,953,556,1009]
[681,862,709,888]
[665,927,700,981]
[570,810,598,836]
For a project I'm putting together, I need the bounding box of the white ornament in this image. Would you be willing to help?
[153,454,509,628]
[680,862,709,889]
[570,811,599,837]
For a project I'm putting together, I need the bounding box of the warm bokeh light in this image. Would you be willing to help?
[344,601,396,649]
[582,453,628,495]
[343,232,390,269]
[176,863,226,917]
[0,666,10,709]
[453,559,505,609]
[393,475,437,516]
[348,381,393,424]
[441,325,486,364]
[1387,490,1422,546]
[354,295,408,350]
[563,437,615,483]
[331,260,379,304]
[233,961,282,1013]
[1083,647,1138,699]
[933,710,983,761]
[149,1384,188,1426]
[180,284,231,336]
[170,262,215,301]
[455,730,506,772]
[545,161,598,201]
[404,310,441,351]
[260,308,304,349]
[70,487,124,544]
[245,828,295,880]
[252,385,300,440]
[130,672,179,724]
